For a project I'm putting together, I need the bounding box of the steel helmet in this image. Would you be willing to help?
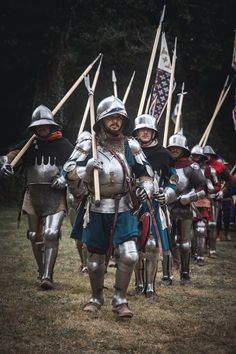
[167,133,190,156]
[203,145,217,156]
[132,114,159,137]
[93,96,129,133]
[28,105,58,130]
[191,145,208,160]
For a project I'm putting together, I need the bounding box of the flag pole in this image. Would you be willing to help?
[112,70,118,97]
[137,5,166,116]
[163,37,177,147]
[122,71,136,104]
[10,53,102,168]
[78,54,103,135]
[174,82,187,134]
[199,75,229,146]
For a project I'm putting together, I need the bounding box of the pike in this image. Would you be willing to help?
[137,5,166,116]
[122,70,136,104]
[145,92,151,114]
[198,75,230,146]
[112,70,118,97]
[10,53,102,168]
[201,76,235,147]
[174,82,187,134]
[163,37,177,147]
[84,75,100,206]
[78,54,103,135]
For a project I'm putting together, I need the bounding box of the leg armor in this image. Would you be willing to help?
[134,251,145,294]
[144,236,159,297]
[176,219,192,279]
[162,250,173,284]
[208,200,219,256]
[112,240,139,307]
[208,220,217,256]
[87,252,105,307]
[170,221,181,270]
[42,211,64,285]
[195,220,207,264]
[27,215,44,279]
[76,240,88,272]
[191,221,198,259]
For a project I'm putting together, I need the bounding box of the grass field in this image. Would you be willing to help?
[0,206,236,354]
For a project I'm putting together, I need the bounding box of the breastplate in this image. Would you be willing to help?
[26,156,60,184]
[176,168,190,195]
[88,149,130,197]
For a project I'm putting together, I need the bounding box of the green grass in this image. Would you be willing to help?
[0,206,236,354]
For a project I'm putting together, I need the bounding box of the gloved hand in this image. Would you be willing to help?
[215,190,223,200]
[51,175,67,189]
[136,187,147,203]
[85,158,103,176]
[0,163,14,177]
[155,191,166,205]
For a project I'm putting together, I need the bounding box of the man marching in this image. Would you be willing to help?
[0,105,74,289]
[132,114,177,297]
[62,96,154,318]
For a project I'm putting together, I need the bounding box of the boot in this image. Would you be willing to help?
[112,303,133,318]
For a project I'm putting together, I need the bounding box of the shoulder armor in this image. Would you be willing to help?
[127,137,147,165]
[69,131,92,161]
[190,162,200,170]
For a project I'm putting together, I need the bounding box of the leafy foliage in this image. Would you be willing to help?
[0,0,235,161]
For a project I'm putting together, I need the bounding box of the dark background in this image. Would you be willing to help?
[0,0,235,164]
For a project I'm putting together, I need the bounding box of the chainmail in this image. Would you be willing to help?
[97,129,126,154]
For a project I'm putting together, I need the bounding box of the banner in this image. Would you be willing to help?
[149,32,171,120]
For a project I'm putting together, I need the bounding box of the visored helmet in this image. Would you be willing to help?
[203,145,217,156]
[167,133,190,156]
[191,145,208,160]
[28,105,58,130]
[93,96,129,133]
[132,114,159,137]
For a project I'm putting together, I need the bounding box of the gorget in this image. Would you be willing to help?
[97,130,125,153]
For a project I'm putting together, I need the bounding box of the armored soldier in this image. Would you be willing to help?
[190,145,221,264]
[203,145,232,253]
[132,114,177,296]
[167,134,207,284]
[62,96,153,318]
[0,105,74,289]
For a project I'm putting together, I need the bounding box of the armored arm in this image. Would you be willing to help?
[178,189,206,205]
[62,131,92,181]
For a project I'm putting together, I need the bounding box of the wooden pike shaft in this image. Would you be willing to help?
[84,75,100,206]
[137,5,166,116]
[144,92,151,114]
[199,75,229,146]
[122,71,136,104]
[202,82,232,147]
[10,53,102,168]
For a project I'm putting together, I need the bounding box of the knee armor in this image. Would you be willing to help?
[87,253,105,273]
[115,240,139,270]
[177,241,191,253]
[44,228,60,242]
[208,221,216,229]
